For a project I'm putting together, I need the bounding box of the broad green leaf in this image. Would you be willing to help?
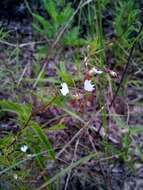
[31,122,55,160]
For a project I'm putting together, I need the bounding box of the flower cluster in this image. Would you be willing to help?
[60,67,117,96]
[60,79,95,96]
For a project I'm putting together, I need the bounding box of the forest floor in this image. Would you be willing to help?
[0,18,143,190]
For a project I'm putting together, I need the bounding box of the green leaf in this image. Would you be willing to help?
[59,72,73,85]
[49,124,65,131]
[57,4,73,25]
[32,23,45,35]
[66,27,79,38]
[44,0,58,23]
[32,13,54,38]
[63,27,87,46]
[33,13,49,28]
[34,146,45,169]
[52,96,65,107]
[58,61,73,85]
[36,45,49,58]
[0,100,31,122]
[0,135,14,149]
[31,122,55,160]
[0,28,9,40]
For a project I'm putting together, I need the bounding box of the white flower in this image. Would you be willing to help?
[20,145,28,153]
[109,71,117,77]
[13,173,18,180]
[84,80,95,92]
[84,57,88,66]
[60,82,69,96]
[89,67,103,75]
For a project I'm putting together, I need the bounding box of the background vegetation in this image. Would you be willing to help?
[0,0,143,189]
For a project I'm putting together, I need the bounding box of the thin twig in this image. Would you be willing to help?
[64,139,79,190]
[17,62,30,86]
[110,24,143,108]
[56,126,86,158]
[0,40,48,48]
